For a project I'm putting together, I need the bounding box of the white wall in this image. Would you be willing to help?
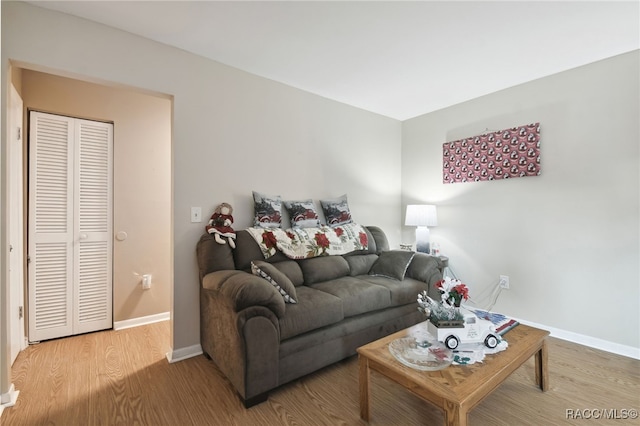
[402,51,639,350]
[0,0,401,370]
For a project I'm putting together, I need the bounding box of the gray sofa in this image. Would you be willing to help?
[196,226,444,407]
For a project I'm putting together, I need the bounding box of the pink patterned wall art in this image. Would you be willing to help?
[443,123,540,184]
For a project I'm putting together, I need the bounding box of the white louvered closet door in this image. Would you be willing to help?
[29,112,113,342]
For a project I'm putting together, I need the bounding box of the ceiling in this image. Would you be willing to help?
[27,1,639,121]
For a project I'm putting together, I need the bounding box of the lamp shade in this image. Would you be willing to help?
[405,205,438,227]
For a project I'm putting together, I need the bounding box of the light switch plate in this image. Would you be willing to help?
[191,207,202,223]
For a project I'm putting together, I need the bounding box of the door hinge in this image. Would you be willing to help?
[9,244,13,252]
[19,306,24,319]
[17,127,22,141]
[27,255,31,264]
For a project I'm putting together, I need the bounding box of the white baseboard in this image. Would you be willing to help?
[1,383,19,413]
[114,311,170,331]
[166,344,203,363]
[516,318,640,360]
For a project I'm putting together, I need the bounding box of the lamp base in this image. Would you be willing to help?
[415,226,431,254]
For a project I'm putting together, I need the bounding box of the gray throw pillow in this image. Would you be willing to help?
[253,191,283,228]
[320,194,352,227]
[251,260,297,303]
[283,199,321,228]
[369,250,416,281]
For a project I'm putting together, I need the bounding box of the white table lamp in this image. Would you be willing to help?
[405,204,438,254]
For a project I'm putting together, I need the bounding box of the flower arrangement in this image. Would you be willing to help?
[416,277,471,325]
[417,291,463,322]
[436,277,469,308]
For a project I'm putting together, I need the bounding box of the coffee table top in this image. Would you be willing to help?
[357,322,549,407]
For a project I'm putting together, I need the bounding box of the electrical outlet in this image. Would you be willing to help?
[499,275,510,289]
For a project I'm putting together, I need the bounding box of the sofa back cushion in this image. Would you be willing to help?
[233,229,288,271]
[405,253,445,298]
[270,260,305,287]
[298,256,350,285]
[365,226,389,253]
[196,234,236,281]
[197,226,391,284]
[344,254,378,276]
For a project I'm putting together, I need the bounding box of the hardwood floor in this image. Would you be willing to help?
[2,321,638,425]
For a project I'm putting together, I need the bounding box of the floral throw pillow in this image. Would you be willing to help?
[283,199,321,228]
[320,194,352,227]
[253,191,282,228]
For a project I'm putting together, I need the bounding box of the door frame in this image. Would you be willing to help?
[8,83,26,364]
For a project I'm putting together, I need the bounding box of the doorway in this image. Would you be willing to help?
[19,69,172,343]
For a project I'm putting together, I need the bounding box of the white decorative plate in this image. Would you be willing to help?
[388,337,453,371]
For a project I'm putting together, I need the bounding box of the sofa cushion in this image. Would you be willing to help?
[251,261,297,304]
[253,191,283,228]
[344,254,378,276]
[298,256,350,285]
[320,194,352,227]
[356,275,429,307]
[278,286,344,340]
[369,250,416,280]
[270,260,305,287]
[309,277,390,318]
[279,302,420,359]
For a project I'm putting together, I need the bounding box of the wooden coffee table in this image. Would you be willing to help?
[357,322,549,426]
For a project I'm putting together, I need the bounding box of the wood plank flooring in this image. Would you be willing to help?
[2,321,638,425]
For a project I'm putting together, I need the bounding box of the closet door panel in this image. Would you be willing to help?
[74,119,113,333]
[28,112,75,341]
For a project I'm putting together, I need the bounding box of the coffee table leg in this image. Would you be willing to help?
[534,339,549,391]
[443,400,467,426]
[359,355,371,421]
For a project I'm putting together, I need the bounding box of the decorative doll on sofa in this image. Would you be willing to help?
[206,202,236,248]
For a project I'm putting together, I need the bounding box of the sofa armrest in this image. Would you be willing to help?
[200,280,280,404]
[405,253,444,299]
[202,270,286,318]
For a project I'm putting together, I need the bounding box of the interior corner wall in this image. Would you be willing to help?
[401,51,640,349]
[1,1,402,354]
[20,70,172,323]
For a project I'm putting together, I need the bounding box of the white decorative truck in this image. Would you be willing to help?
[427,310,499,350]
